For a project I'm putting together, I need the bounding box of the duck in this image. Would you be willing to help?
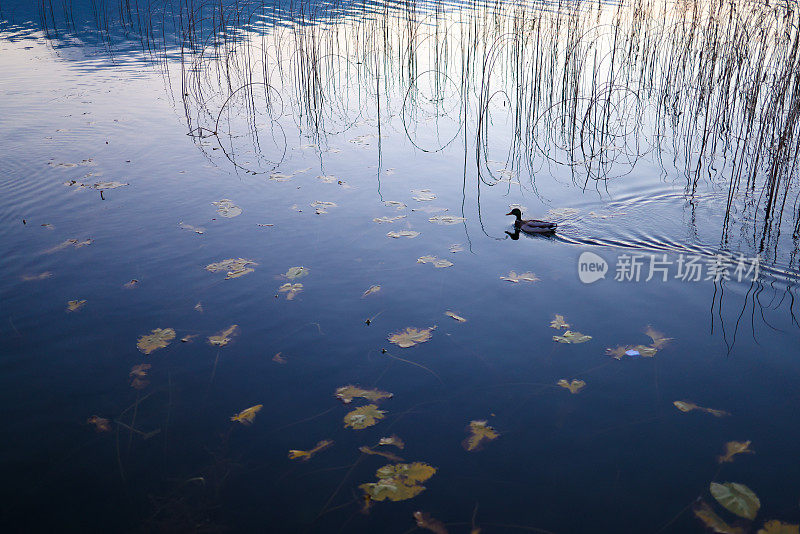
[506,208,557,233]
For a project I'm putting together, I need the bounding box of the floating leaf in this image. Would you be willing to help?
[557,379,586,394]
[500,271,539,283]
[359,445,404,462]
[449,243,464,253]
[344,404,386,430]
[21,272,53,281]
[387,230,420,239]
[93,181,128,190]
[310,200,337,214]
[194,302,203,312]
[414,511,449,534]
[606,344,658,359]
[66,300,86,312]
[429,215,466,225]
[445,311,466,322]
[231,404,262,425]
[384,201,406,210]
[288,440,333,461]
[359,462,437,502]
[277,283,303,300]
[417,256,453,268]
[374,215,406,223]
[462,420,499,452]
[178,221,205,234]
[213,199,242,218]
[137,328,176,355]
[411,189,436,201]
[205,258,258,279]
[549,314,570,329]
[388,326,436,348]
[285,266,310,279]
[553,330,592,344]
[378,435,405,449]
[123,279,139,289]
[362,285,381,298]
[693,500,745,534]
[673,401,730,417]
[272,352,287,364]
[758,520,800,534]
[718,441,754,464]
[87,416,111,433]
[645,326,672,349]
[710,482,761,520]
[208,325,238,347]
[336,385,393,404]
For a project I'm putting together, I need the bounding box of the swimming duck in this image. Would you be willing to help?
[506,208,557,233]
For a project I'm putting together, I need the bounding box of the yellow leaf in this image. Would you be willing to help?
[557,379,586,394]
[758,520,800,534]
[344,404,386,430]
[336,385,393,404]
[550,314,570,329]
[462,420,499,452]
[288,440,333,461]
[208,324,238,347]
[137,328,176,355]
[66,299,86,312]
[231,404,262,425]
[553,330,592,344]
[718,441,754,463]
[710,482,761,520]
[388,326,436,348]
[445,311,467,322]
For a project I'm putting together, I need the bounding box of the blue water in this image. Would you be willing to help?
[1,0,799,532]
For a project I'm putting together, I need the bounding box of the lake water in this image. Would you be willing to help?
[1,0,799,532]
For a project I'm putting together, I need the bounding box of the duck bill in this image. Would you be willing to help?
[505,211,513,215]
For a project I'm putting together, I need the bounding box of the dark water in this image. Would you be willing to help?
[1,0,799,532]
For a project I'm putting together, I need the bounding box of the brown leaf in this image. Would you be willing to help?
[414,511,448,534]
[462,420,499,452]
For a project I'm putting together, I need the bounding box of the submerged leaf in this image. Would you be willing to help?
[344,404,386,430]
[277,283,303,300]
[130,364,151,378]
[310,200,337,214]
[429,215,466,225]
[21,272,53,281]
[693,500,745,534]
[758,521,800,534]
[500,271,539,283]
[550,314,570,329]
[414,511,449,534]
[710,482,761,520]
[213,199,242,218]
[231,404,262,425]
[336,385,393,404]
[718,441,754,464]
[208,325,238,347]
[288,440,333,461]
[557,379,586,394]
[387,230,420,239]
[137,328,176,355]
[445,311,467,322]
[43,238,93,254]
[87,416,111,433]
[66,300,86,312]
[462,420,499,452]
[272,352,287,364]
[360,462,437,502]
[384,201,406,210]
[178,221,205,234]
[284,266,310,279]
[359,445,404,462]
[362,285,381,298]
[449,243,464,253]
[645,326,672,349]
[123,279,139,289]
[388,326,436,348]
[378,435,405,449]
[553,330,592,344]
[673,401,730,417]
[417,256,453,268]
[93,181,128,190]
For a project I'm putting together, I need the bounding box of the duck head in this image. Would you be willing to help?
[505,208,522,221]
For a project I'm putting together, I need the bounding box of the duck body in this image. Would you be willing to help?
[506,208,557,234]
